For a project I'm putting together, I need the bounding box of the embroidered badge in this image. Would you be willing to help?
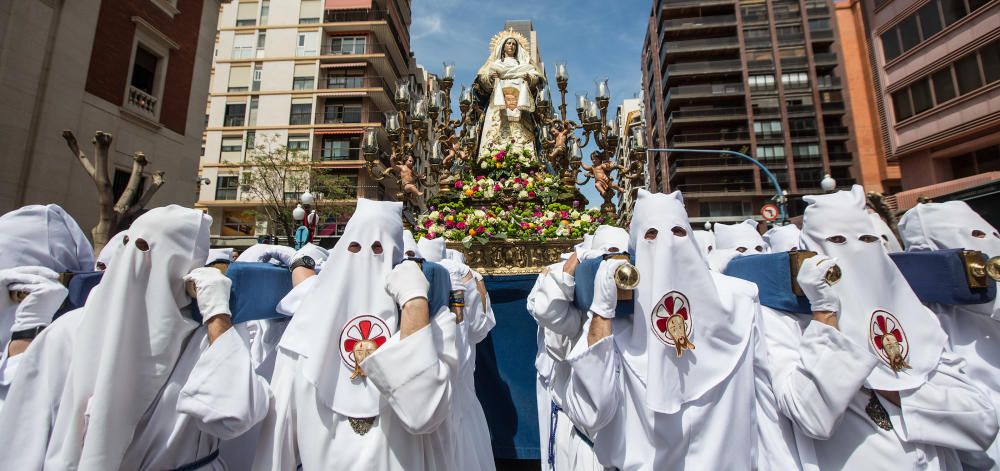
[651,291,695,357]
[348,416,377,435]
[865,390,893,431]
[340,315,390,379]
[869,310,911,373]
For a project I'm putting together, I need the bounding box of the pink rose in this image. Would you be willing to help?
[423,220,433,228]
[456,222,467,230]
[454,181,463,189]
[445,220,455,229]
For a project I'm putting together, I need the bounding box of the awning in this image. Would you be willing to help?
[886,172,1000,212]
[313,128,365,135]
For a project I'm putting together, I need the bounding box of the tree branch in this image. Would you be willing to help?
[113,152,148,214]
[123,170,165,219]
[61,130,97,179]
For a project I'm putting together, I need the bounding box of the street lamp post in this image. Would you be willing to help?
[646,148,788,224]
[292,203,308,249]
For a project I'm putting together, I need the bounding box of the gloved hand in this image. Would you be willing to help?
[385,260,429,308]
[236,244,296,266]
[183,267,232,323]
[1,267,68,333]
[590,258,625,319]
[291,243,329,268]
[796,255,841,313]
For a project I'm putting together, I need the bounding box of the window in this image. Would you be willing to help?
[892,90,914,121]
[881,29,902,61]
[256,32,266,57]
[290,99,312,125]
[782,72,809,89]
[748,74,775,91]
[260,0,269,25]
[898,15,920,51]
[287,134,310,154]
[252,64,262,91]
[224,102,246,126]
[232,34,254,59]
[328,36,367,55]
[969,0,989,10]
[326,70,365,88]
[236,2,257,26]
[216,176,239,200]
[954,53,983,95]
[322,103,362,123]
[792,143,821,159]
[228,66,251,92]
[982,40,1000,83]
[296,32,318,57]
[130,46,158,95]
[909,77,933,114]
[292,63,315,90]
[321,136,361,160]
[246,131,256,151]
[699,201,752,217]
[917,2,943,39]
[754,120,782,138]
[940,0,967,26]
[299,0,322,24]
[931,67,956,103]
[221,136,243,153]
[757,144,786,162]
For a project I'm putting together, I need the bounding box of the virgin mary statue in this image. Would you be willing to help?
[475,29,545,160]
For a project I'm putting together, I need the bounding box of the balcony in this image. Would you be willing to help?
[661,36,739,62]
[790,128,818,139]
[747,59,774,71]
[745,36,772,49]
[320,40,401,80]
[668,106,747,124]
[786,104,816,115]
[773,10,801,21]
[821,101,846,113]
[806,5,830,17]
[664,59,742,82]
[752,106,781,117]
[289,112,313,126]
[127,86,158,119]
[741,11,769,24]
[673,181,758,196]
[223,115,245,127]
[317,75,394,110]
[665,83,744,110]
[817,77,842,90]
[828,152,854,163]
[810,29,835,43]
[662,14,737,43]
[777,33,805,46]
[669,156,756,176]
[824,126,849,139]
[323,8,391,23]
[669,130,751,147]
[781,56,809,70]
[814,52,838,67]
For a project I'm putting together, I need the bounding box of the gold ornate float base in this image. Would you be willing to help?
[448,239,581,276]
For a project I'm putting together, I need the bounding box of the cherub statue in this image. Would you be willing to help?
[580,152,623,199]
[618,158,645,187]
[384,154,424,200]
[546,122,574,172]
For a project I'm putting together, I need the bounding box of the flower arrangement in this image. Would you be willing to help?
[477,143,539,173]
[452,171,559,201]
[415,201,603,246]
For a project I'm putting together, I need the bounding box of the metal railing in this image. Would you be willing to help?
[821,101,846,111]
[745,36,772,49]
[666,59,742,77]
[223,115,245,127]
[666,83,745,102]
[321,40,390,56]
[321,74,390,91]
[810,29,835,41]
[777,33,805,45]
[786,104,816,114]
[781,56,809,69]
[670,130,751,146]
[790,128,818,138]
[663,36,739,54]
[824,126,849,138]
[669,106,747,121]
[817,77,842,89]
[674,182,758,193]
[814,52,838,65]
[663,14,737,29]
[828,152,853,162]
[323,8,390,23]
[127,86,157,117]
[747,59,774,70]
[289,112,313,125]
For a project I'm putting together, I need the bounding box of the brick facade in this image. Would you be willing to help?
[85,0,206,134]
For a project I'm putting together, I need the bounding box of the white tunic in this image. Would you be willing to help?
[525,263,620,471]
[758,305,998,471]
[0,343,22,411]
[449,270,497,471]
[560,276,765,471]
[252,312,458,471]
[930,304,1000,470]
[0,308,270,470]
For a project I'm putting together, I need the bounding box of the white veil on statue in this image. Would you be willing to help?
[475,29,543,159]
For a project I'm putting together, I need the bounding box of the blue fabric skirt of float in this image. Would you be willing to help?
[475,274,542,460]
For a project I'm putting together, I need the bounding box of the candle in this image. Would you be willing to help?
[364,128,377,149]
[386,111,399,131]
[442,62,454,79]
[588,101,599,120]
[632,126,646,148]
[459,85,472,104]
[537,85,550,105]
[577,94,588,111]
[596,79,609,99]
[555,63,568,81]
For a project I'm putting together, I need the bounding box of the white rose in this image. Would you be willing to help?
[429,211,440,220]
[474,210,486,218]
[480,161,488,169]
[581,214,592,222]
[570,210,581,218]
[519,190,529,198]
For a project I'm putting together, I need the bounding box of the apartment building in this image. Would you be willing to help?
[641,0,861,222]
[860,0,999,194]
[614,97,647,221]
[0,0,221,230]
[197,0,413,246]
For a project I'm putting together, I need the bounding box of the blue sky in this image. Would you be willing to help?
[410,0,650,207]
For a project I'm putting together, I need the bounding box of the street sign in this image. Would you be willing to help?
[760,203,779,221]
